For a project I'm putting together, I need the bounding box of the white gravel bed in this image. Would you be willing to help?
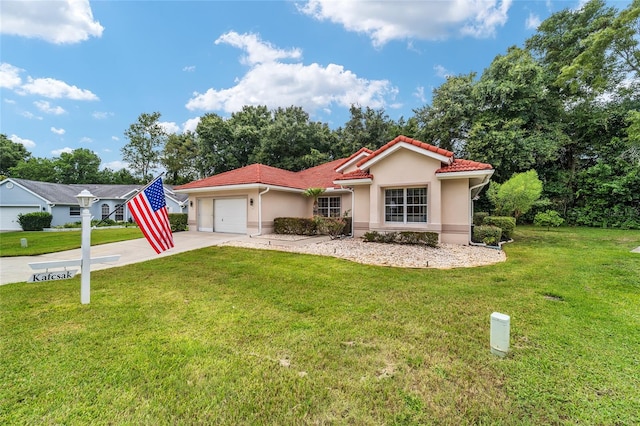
[222,237,506,269]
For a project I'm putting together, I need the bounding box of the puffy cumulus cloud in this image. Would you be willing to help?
[0,0,103,44]
[183,117,201,133]
[111,136,120,141]
[9,134,36,148]
[183,65,196,72]
[51,127,66,135]
[159,121,181,134]
[20,77,99,100]
[93,111,114,119]
[102,160,128,171]
[0,63,23,89]
[34,100,66,115]
[52,147,74,155]
[21,111,43,120]
[526,13,541,30]
[300,0,511,47]
[187,33,397,114]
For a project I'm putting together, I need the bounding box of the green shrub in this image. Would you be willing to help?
[483,216,515,240]
[313,217,346,239]
[274,217,317,235]
[17,212,53,231]
[362,231,439,247]
[168,213,188,232]
[473,212,489,226]
[473,225,502,246]
[534,210,565,230]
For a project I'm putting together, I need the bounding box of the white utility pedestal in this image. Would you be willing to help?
[490,312,510,357]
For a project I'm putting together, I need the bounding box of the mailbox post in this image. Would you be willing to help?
[76,189,95,304]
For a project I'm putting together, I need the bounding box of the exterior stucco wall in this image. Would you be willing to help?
[352,186,371,236]
[440,178,471,244]
[367,149,443,234]
[261,190,307,233]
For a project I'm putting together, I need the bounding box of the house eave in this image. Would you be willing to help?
[359,142,452,170]
[332,178,373,186]
[436,169,494,180]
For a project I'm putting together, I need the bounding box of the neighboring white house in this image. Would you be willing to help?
[0,178,188,231]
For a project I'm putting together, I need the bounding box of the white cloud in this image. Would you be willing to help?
[21,111,43,120]
[9,134,36,148]
[187,32,397,114]
[111,136,120,141]
[300,0,512,47]
[183,65,196,72]
[215,31,302,66]
[20,77,98,100]
[159,121,181,134]
[79,137,93,144]
[526,13,541,30]
[93,111,113,119]
[51,127,66,135]
[434,65,451,79]
[183,117,201,133]
[34,100,66,115]
[52,147,74,155]
[0,63,23,89]
[0,0,103,44]
[102,160,128,171]
[414,86,427,103]
[4,98,16,104]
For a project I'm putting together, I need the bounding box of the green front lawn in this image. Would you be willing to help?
[0,228,144,257]
[1,227,638,424]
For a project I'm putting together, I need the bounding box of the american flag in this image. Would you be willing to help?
[127,177,174,254]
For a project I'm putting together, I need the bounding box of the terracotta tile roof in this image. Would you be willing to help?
[436,158,493,173]
[356,135,453,167]
[334,147,373,171]
[175,159,348,191]
[334,169,373,181]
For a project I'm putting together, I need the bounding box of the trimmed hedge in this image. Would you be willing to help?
[168,213,188,232]
[274,217,317,235]
[483,216,516,240]
[363,231,439,247]
[17,212,53,231]
[473,211,489,226]
[473,225,502,246]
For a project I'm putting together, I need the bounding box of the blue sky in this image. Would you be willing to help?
[0,0,630,171]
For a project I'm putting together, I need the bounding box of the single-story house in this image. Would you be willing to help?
[174,136,494,245]
[0,178,188,231]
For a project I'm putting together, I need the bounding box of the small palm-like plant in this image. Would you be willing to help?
[303,187,325,216]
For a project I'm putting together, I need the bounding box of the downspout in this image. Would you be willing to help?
[251,187,270,237]
[340,185,355,239]
[469,174,492,245]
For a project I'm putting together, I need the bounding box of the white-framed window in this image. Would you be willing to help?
[115,204,124,221]
[101,204,110,220]
[70,206,80,216]
[318,196,341,217]
[385,187,427,223]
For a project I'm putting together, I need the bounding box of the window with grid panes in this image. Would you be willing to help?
[317,196,341,217]
[384,187,427,223]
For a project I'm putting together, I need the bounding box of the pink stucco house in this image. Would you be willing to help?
[174,135,494,244]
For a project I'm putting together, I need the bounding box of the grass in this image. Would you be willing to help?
[0,228,144,257]
[1,227,638,424]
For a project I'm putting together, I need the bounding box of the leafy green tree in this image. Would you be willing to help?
[9,157,58,182]
[413,73,476,155]
[487,170,543,220]
[229,105,272,167]
[55,148,101,183]
[0,134,31,176]
[162,132,198,184]
[534,210,565,230]
[97,167,139,184]
[333,105,393,157]
[122,112,166,181]
[194,113,234,177]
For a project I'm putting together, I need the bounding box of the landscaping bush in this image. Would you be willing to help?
[168,213,188,232]
[534,210,564,230]
[473,225,502,246]
[483,216,515,240]
[17,212,53,231]
[314,217,346,239]
[473,212,489,226]
[363,231,439,247]
[274,217,317,235]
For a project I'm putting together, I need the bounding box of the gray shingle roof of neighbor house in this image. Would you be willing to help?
[8,178,188,205]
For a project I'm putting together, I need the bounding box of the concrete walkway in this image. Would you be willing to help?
[0,231,248,286]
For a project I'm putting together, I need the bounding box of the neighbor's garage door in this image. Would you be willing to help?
[214,198,247,234]
[0,206,40,231]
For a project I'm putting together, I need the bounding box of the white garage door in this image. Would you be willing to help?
[0,206,40,231]
[214,198,247,234]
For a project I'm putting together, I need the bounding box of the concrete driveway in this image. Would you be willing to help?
[0,231,247,286]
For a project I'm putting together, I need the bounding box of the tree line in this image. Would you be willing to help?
[2,0,638,228]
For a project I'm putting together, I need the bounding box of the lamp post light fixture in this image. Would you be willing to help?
[76,189,95,304]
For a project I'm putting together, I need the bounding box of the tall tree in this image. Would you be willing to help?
[162,132,198,184]
[0,134,31,176]
[194,113,234,177]
[229,105,272,167]
[413,73,476,155]
[9,157,58,182]
[122,112,166,181]
[333,105,394,157]
[55,148,101,184]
